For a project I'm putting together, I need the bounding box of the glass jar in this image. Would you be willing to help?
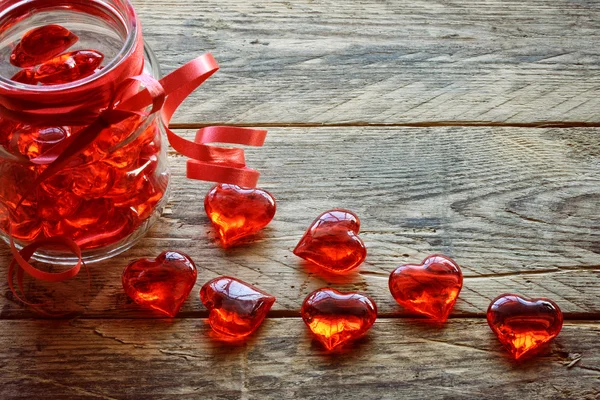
[0,0,169,264]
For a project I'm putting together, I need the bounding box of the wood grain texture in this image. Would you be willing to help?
[131,0,600,125]
[1,127,598,318]
[1,2,600,398]
[0,318,597,400]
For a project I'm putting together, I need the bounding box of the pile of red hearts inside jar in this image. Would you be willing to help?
[0,25,168,249]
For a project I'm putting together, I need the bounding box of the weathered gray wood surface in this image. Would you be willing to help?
[134,0,600,125]
[1,127,599,318]
[0,1,599,399]
[0,319,598,399]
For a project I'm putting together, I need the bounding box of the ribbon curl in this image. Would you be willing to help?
[1,49,266,311]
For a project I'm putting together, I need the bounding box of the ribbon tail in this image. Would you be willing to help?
[186,160,261,187]
[150,54,269,187]
[9,236,83,282]
[7,237,87,316]
[114,53,269,187]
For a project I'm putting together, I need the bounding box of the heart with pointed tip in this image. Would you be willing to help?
[122,251,197,317]
[294,209,366,273]
[204,184,276,247]
[301,288,377,351]
[487,294,563,359]
[388,254,463,322]
[200,276,276,338]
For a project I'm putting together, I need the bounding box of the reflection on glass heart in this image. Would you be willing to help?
[301,288,377,351]
[122,251,198,317]
[294,209,366,273]
[10,25,78,68]
[487,294,563,359]
[200,276,275,339]
[35,50,104,85]
[389,254,463,322]
[204,184,276,247]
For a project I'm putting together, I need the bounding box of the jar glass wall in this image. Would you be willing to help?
[0,0,169,264]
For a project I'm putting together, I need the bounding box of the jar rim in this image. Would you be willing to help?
[0,0,139,93]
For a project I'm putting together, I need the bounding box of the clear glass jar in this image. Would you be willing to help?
[0,0,169,264]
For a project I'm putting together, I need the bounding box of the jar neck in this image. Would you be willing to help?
[0,0,143,126]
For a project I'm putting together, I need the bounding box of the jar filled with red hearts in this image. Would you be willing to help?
[0,0,169,263]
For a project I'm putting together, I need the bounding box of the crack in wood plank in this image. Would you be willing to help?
[464,266,600,279]
[158,349,204,361]
[1,370,119,400]
[92,328,145,348]
[240,346,250,400]
[417,338,500,355]
[576,365,600,374]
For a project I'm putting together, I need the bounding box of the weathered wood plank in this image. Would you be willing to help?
[0,318,597,399]
[0,127,598,318]
[132,0,600,124]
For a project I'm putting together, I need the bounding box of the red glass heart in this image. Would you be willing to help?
[388,254,463,322]
[294,209,366,273]
[74,209,134,249]
[107,157,156,198]
[10,25,78,68]
[0,203,9,233]
[63,198,113,230]
[125,174,167,220]
[204,184,276,247]
[103,145,141,169]
[200,276,276,338]
[35,50,104,85]
[0,162,36,210]
[14,126,69,159]
[70,162,116,198]
[94,115,144,152]
[301,288,377,351]
[0,120,20,148]
[122,251,198,317]
[3,202,42,241]
[11,69,37,85]
[487,294,563,359]
[36,186,81,222]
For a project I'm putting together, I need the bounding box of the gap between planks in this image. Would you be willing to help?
[170,121,600,129]
[1,312,599,321]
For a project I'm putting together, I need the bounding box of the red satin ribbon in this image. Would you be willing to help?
[7,236,89,317]
[1,24,266,312]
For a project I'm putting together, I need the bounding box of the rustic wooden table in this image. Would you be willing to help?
[1,1,599,398]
